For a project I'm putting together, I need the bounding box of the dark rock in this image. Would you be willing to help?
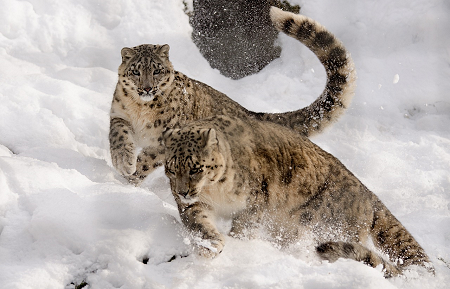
[188,0,300,79]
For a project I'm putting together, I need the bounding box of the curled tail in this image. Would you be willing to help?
[255,7,356,137]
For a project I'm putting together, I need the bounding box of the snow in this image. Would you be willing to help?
[0,0,449,288]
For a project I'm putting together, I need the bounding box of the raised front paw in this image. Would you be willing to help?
[194,237,224,259]
[111,148,136,176]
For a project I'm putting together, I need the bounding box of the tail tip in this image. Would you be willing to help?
[269,6,289,26]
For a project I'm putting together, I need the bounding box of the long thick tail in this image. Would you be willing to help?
[254,7,356,137]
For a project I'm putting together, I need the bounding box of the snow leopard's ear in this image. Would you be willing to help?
[201,128,218,147]
[162,128,180,145]
[157,44,170,58]
[121,47,136,62]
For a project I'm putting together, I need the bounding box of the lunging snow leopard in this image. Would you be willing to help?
[109,6,356,185]
[162,114,434,277]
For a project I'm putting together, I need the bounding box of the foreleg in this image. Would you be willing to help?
[125,145,165,186]
[110,118,136,176]
[178,202,225,258]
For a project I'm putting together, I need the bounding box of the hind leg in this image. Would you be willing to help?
[316,241,401,278]
[370,208,434,274]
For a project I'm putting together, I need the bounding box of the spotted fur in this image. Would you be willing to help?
[163,115,434,278]
[109,7,356,185]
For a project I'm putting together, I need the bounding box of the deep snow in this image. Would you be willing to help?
[0,0,449,288]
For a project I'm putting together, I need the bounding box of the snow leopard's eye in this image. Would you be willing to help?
[132,69,140,76]
[189,168,203,176]
[153,69,161,75]
[165,166,175,176]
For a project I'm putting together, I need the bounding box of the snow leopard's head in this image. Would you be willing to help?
[163,126,226,204]
[118,44,174,101]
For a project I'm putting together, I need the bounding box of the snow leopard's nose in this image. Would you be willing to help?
[178,191,189,198]
[143,87,152,93]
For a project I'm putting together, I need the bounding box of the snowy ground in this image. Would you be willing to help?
[1,0,449,288]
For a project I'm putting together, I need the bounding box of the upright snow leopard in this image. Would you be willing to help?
[163,113,434,277]
[109,6,356,185]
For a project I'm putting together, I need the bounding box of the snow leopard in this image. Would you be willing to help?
[162,115,434,278]
[109,7,356,185]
